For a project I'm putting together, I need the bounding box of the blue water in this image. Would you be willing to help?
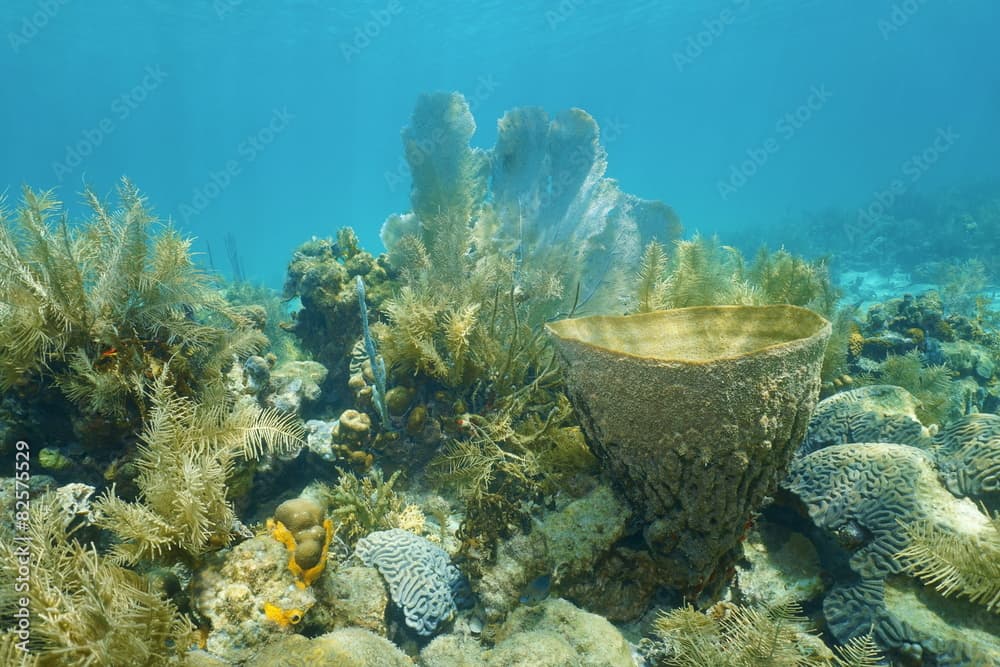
[2,0,998,286]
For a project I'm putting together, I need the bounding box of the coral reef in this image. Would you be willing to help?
[244,628,411,667]
[302,414,374,469]
[641,599,881,667]
[7,97,998,667]
[0,491,191,665]
[264,360,328,415]
[784,437,1000,662]
[932,412,1000,502]
[734,522,825,610]
[354,528,470,636]
[421,597,634,667]
[547,305,831,593]
[797,385,932,456]
[848,291,1000,416]
[0,181,266,423]
[93,370,303,565]
[268,496,334,588]
[307,566,389,637]
[474,484,631,631]
[193,534,317,663]
[281,229,393,395]
[314,468,422,547]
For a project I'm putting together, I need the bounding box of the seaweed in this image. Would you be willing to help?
[92,368,303,565]
[0,180,264,421]
[0,492,191,665]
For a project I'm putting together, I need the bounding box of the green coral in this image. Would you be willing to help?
[0,180,265,420]
[0,492,191,665]
[93,369,303,564]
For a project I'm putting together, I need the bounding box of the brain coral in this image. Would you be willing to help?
[932,412,1000,499]
[798,385,931,457]
[824,576,1000,666]
[784,443,944,578]
[354,528,469,636]
[784,440,1000,663]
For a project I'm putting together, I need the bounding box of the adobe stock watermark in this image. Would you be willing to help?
[849,127,959,240]
[8,0,72,54]
[717,84,833,200]
[51,65,168,183]
[340,0,403,64]
[213,0,244,20]
[545,0,588,30]
[535,113,627,213]
[176,108,294,225]
[11,440,32,654]
[384,75,500,193]
[674,0,750,72]
[878,0,929,40]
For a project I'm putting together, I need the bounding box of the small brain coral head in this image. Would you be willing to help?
[270,497,333,587]
[275,497,324,532]
[294,527,327,570]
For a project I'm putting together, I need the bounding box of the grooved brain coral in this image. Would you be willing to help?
[798,385,931,457]
[784,443,944,578]
[933,412,1000,499]
[354,528,468,636]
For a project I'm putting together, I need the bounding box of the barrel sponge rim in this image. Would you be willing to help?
[545,304,830,365]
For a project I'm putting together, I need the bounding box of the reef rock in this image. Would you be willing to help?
[421,597,632,667]
[194,535,316,663]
